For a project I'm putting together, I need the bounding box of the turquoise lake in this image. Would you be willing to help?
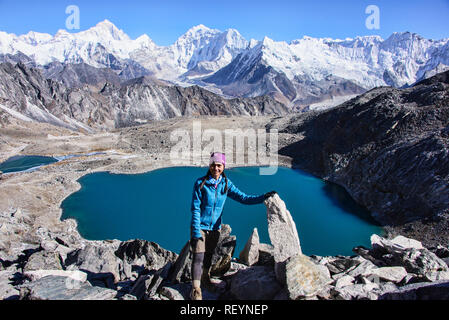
[60,166,383,257]
[0,155,58,173]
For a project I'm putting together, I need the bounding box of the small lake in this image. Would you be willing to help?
[0,155,58,173]
[0,153,107,174]
[61,166,383,257]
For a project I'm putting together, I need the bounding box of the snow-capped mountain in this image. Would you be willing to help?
[131,24,249,81]
[0,20,448,110]
[200,32,449,109]
[0,20,248,81]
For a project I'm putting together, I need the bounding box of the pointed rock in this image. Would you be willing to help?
[264,193,301,280]
[239,228,260,266]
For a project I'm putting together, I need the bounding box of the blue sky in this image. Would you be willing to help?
[0,0,448,45]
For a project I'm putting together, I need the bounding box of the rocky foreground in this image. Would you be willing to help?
[1,193,448,300]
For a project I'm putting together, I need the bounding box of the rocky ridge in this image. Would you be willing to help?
[272,70,449,246]
[0,62,288,132]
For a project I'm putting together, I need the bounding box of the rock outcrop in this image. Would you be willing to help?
[264,193,302,281]
[275,70,449,248]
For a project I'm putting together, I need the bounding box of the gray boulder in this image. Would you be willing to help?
[19,275,117,300]
[159,284,186,300]
[129,262,172,300]
[324,256,366,275]
[257,243,275,266]
[379,280,449,300]
[346,258,377,278]
[223,261,249,277]
[280,254,333,300]
[334,275,355,288]
[0,270,19,300]
[23,269,87,282]
[370,234,449,281]
[23,250,63,272]
[65,241,123,286]
[128,274,154,300]
[115,239,177,276]
[331,283,381,300]
[230,265,282,300]
[371,234,424,253]
[362,266,408,283]
[239,228,260,266]
[39,239,74,265]
[167,240,191,283]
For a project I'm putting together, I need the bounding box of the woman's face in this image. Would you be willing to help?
[209,162,224,178]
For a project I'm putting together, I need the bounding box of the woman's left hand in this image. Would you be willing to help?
[264,191,277,199]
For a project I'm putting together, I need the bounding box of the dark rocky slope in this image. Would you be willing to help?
[0,62,289,131]
[273,70,449,246]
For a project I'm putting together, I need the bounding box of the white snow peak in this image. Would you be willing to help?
[0,21,448,90]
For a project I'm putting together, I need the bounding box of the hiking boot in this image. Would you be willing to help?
[190,287,202,300]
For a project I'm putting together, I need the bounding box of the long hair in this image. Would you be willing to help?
[199,168,228,194]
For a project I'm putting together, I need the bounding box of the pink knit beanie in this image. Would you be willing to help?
[209,152,226,167]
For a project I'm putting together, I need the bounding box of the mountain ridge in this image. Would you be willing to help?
[1,20,448,110]
[0,61,288,132]
[273,69,449,229]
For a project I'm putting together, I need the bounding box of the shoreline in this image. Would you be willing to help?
[1,149,388,255]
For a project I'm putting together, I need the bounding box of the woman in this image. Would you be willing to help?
[190,152,276,300]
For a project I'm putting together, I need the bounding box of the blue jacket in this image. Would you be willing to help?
[190,175,265,239]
